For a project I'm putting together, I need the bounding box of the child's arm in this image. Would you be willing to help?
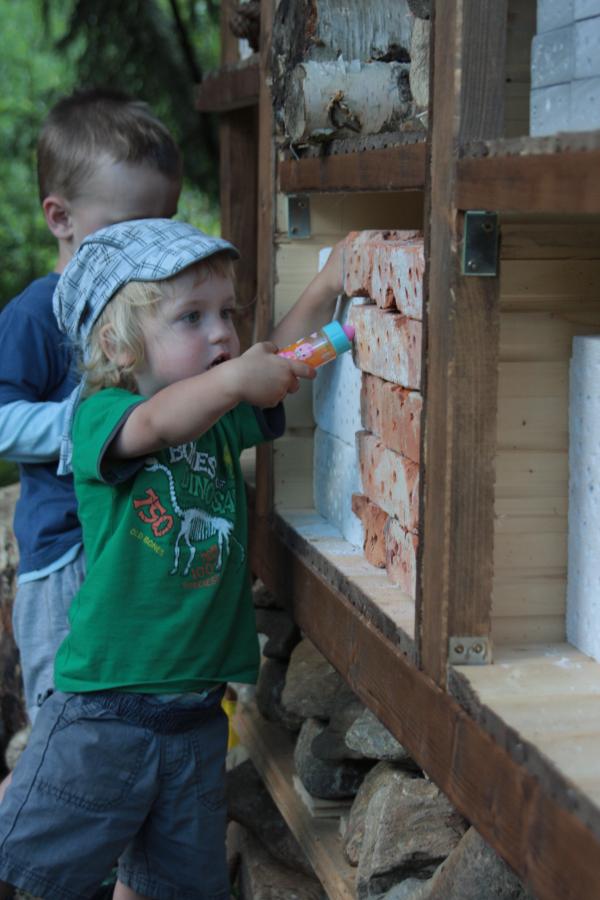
[270,240,345,349]
[109,342,314,460]
[0,399,68,462]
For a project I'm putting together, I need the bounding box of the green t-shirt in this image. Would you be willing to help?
[55,388,284,694]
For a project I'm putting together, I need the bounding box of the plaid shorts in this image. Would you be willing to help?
[0,687,229,900]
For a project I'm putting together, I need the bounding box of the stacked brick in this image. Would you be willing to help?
[531,0,600,135]
[345,230,424,598]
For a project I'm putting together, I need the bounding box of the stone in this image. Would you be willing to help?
[256,658,303,732]
[226,759,315,877]
[255,608,301,662]
[361,374,422,464]
[571,76,600,130]
[345,708,417,765]
[294,718,372,800]
[576,0,600,17]
[310,684,365,761]
[252,579,284,610]
[380,880,432,900]
[343,762,400,866]
[281,639,345,720]
[575,15,600,78]
[237,826,325,900]
[350,305,422,390]
[426,827,536,900]
[351,494,388,569]
[356,769,468,897]
[357,432,420,529]
[537,0,574,32]
[384,519,418,598]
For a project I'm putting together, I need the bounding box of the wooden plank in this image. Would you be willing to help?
[219,105,259,353]
[234,702,356,900]
[249,512,600,900]
[254,0,276,519]
[456,149,600,214]
[278,144,427,194]
[196,60,259,112]
[419,0,506,683]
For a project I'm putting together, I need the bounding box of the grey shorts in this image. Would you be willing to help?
[12,550,85,723]
[0,687,229,900]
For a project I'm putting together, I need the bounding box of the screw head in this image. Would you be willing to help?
[467,259,478,271]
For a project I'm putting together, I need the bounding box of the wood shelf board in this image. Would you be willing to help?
[449,642,600,834]
[234,701,356,900]
[456,146,600,214]
[279,144,427,194]
[249,511,600,899]
[195,58,259,112]
[276,508,416,654]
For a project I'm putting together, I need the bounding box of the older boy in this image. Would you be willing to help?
[0,88,182,726]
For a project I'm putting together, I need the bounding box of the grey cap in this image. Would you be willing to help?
[53,218,239,475]
[54,217,239,351]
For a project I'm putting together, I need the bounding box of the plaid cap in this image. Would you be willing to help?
[53,218,239,475]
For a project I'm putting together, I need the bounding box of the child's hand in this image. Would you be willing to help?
[232,342,316,408]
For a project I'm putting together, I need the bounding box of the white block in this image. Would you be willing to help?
[567,336,600,662]
[575,16,600,77]
[530,83,571,135]
[571,76,600,129]
[531,26,574,87]
[314,427,363,547]
[537,0,574,32]
[575,0,600,20]
[313,307,362,445]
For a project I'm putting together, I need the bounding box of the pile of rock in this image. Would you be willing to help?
[227,581,536,899]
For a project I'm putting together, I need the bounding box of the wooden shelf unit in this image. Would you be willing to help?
[210,1,600,897]
[195,57,259,113]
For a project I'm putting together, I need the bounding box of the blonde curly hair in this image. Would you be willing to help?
[83,253,235,396]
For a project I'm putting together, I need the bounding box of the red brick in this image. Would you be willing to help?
[344,230,425,319]
[351,493,389,568]
[384,518,418,597]
[350,305,421,390]
[357,432,419,530]
[361,373,422,464]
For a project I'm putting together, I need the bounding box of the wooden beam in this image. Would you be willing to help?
[254,0,276,518]
[195,60,259,113]
[279,143,426,194]
[456,149,600,214]
[418,0,504,683]
[249,512,600,900]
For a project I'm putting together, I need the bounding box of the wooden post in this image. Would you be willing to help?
[254,0,276,520]
[418,0,506,683]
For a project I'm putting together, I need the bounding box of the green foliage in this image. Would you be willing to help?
[0,0,221,310]
[0,460,18,488]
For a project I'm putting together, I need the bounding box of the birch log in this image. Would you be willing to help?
[284,59,412,144]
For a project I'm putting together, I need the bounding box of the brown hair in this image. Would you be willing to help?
[37,88,182,202]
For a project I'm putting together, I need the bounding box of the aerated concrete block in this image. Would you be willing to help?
[314,427,363,547]
[530,82,571,135]
[313,310,362,445]
[575,0,600,19]
[531,25,574,87]
[537,0,574,32]
[575,15,600,77]
[571,76,600,129]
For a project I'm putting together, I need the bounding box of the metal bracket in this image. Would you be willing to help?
[288,195,311,239]
[461,210,499,277]
[448,636,492,666]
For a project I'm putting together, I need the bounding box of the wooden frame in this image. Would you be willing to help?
[204,1,600,897]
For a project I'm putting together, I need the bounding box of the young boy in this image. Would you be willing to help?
[0,88,182,727]
[0,217,343,900]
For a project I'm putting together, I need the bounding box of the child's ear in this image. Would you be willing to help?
[99,324,135,367]
[42,194,73,240]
